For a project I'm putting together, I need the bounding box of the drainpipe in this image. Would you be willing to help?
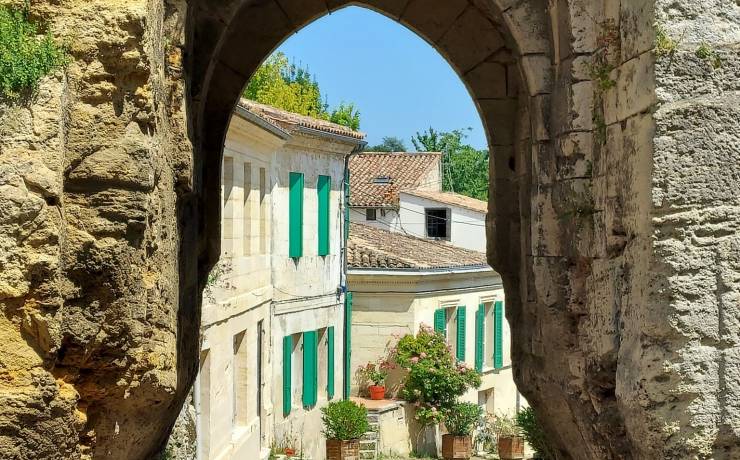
[193,373,202,460]
[341,140,366,400]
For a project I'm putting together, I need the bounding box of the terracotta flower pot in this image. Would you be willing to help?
[441,434,472,460]
[284,447,296,457]
[368,385,386,400]
[498,435,525,459]
[326,439,360,460]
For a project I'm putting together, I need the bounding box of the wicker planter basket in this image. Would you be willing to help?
[441,434,472,460]
[326,439,360,460]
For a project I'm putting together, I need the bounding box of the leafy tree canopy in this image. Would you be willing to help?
[366,136,407,152]
[244,52,361,130]
[412,127,489,201]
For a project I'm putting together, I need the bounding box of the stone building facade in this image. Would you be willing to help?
[193,100,363,460]
[0,1,738,459]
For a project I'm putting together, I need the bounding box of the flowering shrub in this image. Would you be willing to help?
[392,324,481,426]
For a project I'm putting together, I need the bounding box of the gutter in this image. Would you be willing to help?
[341,139,366,400]
[296,125,366,146]
[347,264,493,275]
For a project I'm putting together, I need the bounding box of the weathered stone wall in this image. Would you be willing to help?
[0,0,192,458]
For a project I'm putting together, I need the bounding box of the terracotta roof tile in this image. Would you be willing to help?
[237,99,366,140]
[401,189,488,213]
[347,222,489,270]
[349,152,441,208]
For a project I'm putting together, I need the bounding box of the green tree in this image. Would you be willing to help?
[412,127,489,200]
[330,102,361,130]
[366,136,407,152]
[243,52,361,130]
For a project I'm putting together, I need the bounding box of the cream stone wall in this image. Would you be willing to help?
[349,268,526,418]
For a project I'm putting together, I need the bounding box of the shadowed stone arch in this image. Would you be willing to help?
[185,1,624,459]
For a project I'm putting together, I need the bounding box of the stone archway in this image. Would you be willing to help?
[0,1,738,459]
[187,1,642,459]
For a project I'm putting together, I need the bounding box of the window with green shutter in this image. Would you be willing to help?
[302,330,318,407]
[456,306,466,361]
[317,175,331,256]
[282,336,293,416]
[494,301,504,369]
[289,172,304,258]
[344,292,352,399]
[327,326,335,399]
[434,308,446,335]
[475,304,484,372]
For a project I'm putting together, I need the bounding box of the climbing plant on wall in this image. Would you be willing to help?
[0,5,67,100]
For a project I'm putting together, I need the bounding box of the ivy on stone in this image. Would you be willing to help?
[0,5,67,100]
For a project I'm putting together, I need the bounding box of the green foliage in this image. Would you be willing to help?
[0,5,67,100]
[412,127,489,201]
[392,324,481,426]
[654,23,677,58]
[330,102,361,130]
[443,402,482,436]
[695,42,722,69]
[516,407,556,460]
[357,359,394,386]
[366,136,407,152]
[244,52,362,129]
[321,400,370,441]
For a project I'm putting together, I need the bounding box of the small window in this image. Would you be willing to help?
[366,208,377,221]
[372,175,392,184]
[425,208,449,239]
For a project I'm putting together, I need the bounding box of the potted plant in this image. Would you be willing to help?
[441,402,482,460]
[495,413,524,459]
[321,400,371,460]
[516,407,556,459]
[358,360,391,400]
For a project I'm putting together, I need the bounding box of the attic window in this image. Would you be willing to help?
[372,175,392,184]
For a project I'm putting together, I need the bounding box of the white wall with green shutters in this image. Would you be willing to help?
[348,269,527,418]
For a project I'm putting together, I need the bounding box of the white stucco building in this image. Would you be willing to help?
[347,223,523,419]
[196,100,364,460]
[348,152,487,251]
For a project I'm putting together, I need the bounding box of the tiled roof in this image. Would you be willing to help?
[237,99,366,140]
[349,152,441,208]
[401,189,488,213]
[347,222,489,270]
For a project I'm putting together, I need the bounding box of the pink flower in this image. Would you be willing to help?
[420,352,427,359]
[411,357,419,364]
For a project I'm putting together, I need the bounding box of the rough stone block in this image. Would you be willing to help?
[400,0,468,42]
[439,6,505,73]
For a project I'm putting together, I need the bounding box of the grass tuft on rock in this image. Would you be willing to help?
[0,5,67,100]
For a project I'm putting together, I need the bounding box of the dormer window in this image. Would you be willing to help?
[372,175,392,184]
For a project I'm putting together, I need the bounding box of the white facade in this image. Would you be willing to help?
[196,104,360,460]
[348,268,525,420]
[397,192,487,252]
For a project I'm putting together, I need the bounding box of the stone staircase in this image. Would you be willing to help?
[359,411,380,459]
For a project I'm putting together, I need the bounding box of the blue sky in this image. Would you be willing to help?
[274,6,488,150]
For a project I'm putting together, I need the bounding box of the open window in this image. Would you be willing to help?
[366,208,377,221]
[425,208,450,239]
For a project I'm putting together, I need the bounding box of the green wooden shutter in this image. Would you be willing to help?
[343,292,353,399]
[318,175,331,256]
[327,326,335,399]
[456,306,466,361]
[475,304,484,372]
[303,331,318,407]
[282,335,293,416]
[289,172,304,258]
[494,301,504,369]
[434,308,446,335]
